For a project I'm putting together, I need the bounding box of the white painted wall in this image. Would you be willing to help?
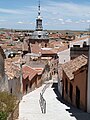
[57,38,89,64]
[57,49,70,64]
[70,38,89,47]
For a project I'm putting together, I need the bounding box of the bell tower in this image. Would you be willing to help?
[36,0,43,31]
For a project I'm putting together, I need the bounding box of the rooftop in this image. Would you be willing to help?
[22,65,37,81]
[28,60,46,69]
[31,30,49,40]
[5,58,20,79]
[62,55,87,80]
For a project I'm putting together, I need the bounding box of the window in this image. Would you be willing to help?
[70,83,73,101]
[10,88,12,94]
[38,35,41,38]
[45,44,47,47]
[65,78,68,94]
[76,86,80,108]
[26,84,28,93]
[30,82,32,88]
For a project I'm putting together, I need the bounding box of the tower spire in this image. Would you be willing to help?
[36,0,43,31]
[38,0,40,16]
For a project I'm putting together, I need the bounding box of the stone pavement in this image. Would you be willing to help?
[19,81,90,120]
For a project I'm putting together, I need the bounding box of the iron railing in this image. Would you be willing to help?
[39,83,50,114]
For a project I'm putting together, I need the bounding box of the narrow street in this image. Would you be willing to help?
[19,78,90,120]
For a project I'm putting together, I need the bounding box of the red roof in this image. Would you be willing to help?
[22,66,37,81]
[49,33,62,39]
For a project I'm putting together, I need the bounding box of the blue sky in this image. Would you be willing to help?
[0,0,90,30]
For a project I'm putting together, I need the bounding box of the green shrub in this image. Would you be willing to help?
[0,112,7,120]
[0,92,17,119]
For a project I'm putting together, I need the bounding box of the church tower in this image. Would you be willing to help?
[29,0,49,47]
[36,0,43,31]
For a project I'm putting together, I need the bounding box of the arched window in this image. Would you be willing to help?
[45,43,47,47]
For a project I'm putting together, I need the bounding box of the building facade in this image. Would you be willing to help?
[22,65,46,94]
[60,55,88,111]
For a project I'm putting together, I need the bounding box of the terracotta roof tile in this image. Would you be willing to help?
[57,45,68,52]
[5,58,20,79]
[22,66,37,81]
[33,68,44,75]
[62,55,87,80]
[41,49,57,54]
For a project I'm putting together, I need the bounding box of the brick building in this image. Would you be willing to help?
[22,66,37,94]
[22,64,46,94]
[61,55,88,111]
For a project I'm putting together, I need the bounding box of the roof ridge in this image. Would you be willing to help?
[82,54,88,59]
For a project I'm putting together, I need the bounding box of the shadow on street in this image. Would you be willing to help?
[52,83,90,120]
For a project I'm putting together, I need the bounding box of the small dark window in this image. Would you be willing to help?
[38,35,41,38]
[10,88,12,94]
[26,84,28,93]
[76,86,80,108]
[70,83,73,101]
[65,78,68,94]
[30,82,32,88]
[45,44,47,47]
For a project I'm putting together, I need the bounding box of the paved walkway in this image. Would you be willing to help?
[19,80,90,120]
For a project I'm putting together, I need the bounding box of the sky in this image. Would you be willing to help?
[0,0,90,30]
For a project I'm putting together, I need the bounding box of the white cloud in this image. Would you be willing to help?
[58,18,63,21]
[65,19,72,23]
[87,20,90,23]
[41,1,90,29]
[61,22,65,24]
[17,21,35,25]
[44,23,49,26]
[42,1,90,19]
[0,0,90,30]
[17,21,23,24]
[80,20,85,23]
[0,8,24,14]
[30,22,35,25]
